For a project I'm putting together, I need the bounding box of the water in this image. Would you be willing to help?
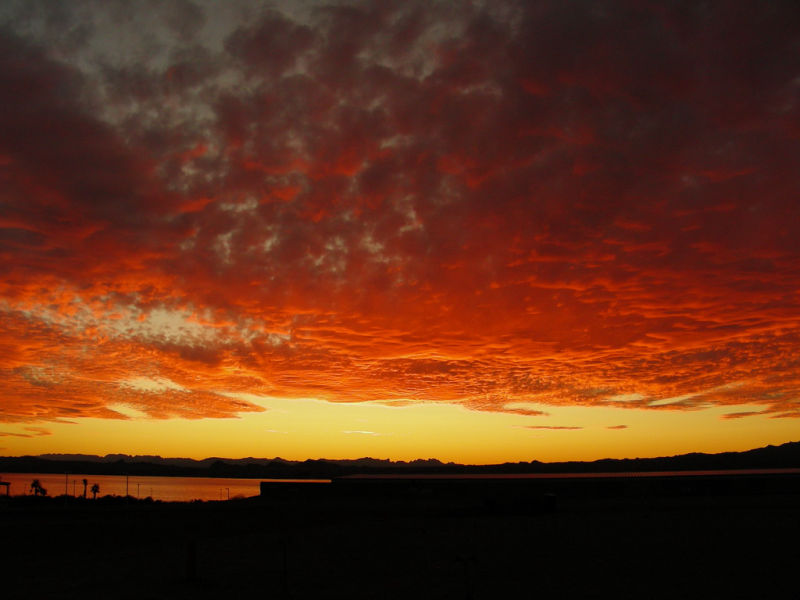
[2,468,796,501]
[0,472,267,502]
[342,468,800,480]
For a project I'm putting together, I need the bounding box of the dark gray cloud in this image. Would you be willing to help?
[0,1,799,423]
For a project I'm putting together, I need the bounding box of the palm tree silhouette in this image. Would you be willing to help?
[82,478,88,498]
[91,483,100,499]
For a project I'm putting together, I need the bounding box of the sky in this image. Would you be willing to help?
[1,0,799,464]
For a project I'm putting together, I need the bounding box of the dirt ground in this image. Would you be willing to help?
[1,487,798,599]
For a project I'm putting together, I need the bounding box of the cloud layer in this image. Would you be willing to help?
[1,0,799,425]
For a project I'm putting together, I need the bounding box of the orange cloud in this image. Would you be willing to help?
[0,1,798,456]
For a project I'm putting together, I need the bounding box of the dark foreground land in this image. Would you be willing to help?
[2,472,799,599]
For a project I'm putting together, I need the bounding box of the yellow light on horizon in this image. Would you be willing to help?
[1,395,795,464]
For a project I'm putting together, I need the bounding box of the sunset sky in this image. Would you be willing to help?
[1,1,799,464]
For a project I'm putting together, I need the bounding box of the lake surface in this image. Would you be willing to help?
[0,472,272,502]
[2,468,797,501]
[341,468,800,480]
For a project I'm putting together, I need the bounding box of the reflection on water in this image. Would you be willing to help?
[342,468,800,480]
[1,468,796,501]
[0,472,265,502]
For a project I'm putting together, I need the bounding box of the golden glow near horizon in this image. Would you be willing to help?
[1,1,799,463]
[2,397,795,464]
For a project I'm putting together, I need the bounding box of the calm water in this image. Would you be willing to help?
[2,468,796,501]
[0,472,272,502]
[342,468,800,480]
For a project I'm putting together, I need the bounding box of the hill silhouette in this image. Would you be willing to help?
[1,441,798,479]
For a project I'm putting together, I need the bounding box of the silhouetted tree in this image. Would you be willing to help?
[82,478,88,498]
[91,483,100,499]
[30,479,47,496]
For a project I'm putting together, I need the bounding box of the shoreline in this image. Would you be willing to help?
[3,467,799,512]
[3,472,798,598]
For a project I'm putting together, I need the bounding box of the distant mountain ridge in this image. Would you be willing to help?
[30,453,447,469]
[1,442,799,479]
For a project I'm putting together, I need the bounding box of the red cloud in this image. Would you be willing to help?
[0,1,799,427]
